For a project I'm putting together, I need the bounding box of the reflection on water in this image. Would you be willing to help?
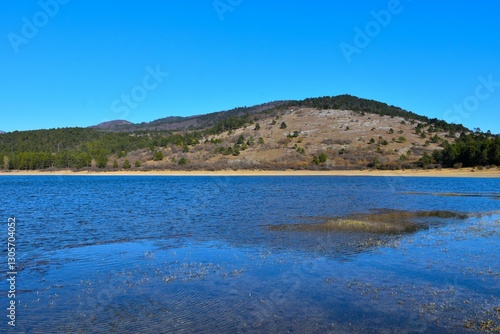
[1,176,499,333]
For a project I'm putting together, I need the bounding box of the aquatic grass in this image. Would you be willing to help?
[269,209,469,235]
[306,219,418,234]
[464,306,500,333]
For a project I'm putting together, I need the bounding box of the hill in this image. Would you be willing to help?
[91,120,134,130]
[1,95,498,171]
[90,101,291,132]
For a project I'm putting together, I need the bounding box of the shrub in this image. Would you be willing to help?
[153,151,164,161]
[368,157,381,169]
[237,135,245,145]
[95,156,109,169]
[122,159,131,169]
[311,154,327,165]
[418,152,433,167]
[280,122,287,129]
[3,156,9,170]
[178,157,188,166]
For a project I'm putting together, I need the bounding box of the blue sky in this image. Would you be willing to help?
[1,0,499,133]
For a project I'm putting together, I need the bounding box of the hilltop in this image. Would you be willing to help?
[1,95,498,171]
[90,101,291,132]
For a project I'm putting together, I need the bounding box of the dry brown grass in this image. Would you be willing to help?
[100,107,459,170]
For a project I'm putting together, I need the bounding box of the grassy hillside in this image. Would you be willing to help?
[1,95,498,171]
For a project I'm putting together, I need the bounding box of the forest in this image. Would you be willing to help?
[0,128,203,170]
[1,95,497,170]
[427,133,500,168]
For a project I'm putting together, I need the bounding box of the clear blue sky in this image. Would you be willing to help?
[1,0,499,133]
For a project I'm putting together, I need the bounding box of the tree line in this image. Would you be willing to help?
[415,133,500,168]
[429,133,500,167]
[0,127,203,170]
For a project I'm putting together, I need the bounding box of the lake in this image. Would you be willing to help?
[1,176,499,333]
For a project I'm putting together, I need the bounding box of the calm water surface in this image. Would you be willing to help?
[1,176,499,333]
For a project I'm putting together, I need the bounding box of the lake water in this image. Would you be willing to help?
[1,176,499,333]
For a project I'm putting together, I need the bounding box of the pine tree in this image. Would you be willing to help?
[122,159,131,169]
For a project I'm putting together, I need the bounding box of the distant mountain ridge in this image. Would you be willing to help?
[91,101,291,132]
[89,95,469,134]
[91,120,133,130]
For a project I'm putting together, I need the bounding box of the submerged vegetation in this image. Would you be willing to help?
[297,218,419,234]
[270,210,469,235]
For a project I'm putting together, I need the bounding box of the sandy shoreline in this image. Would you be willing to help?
[1,168,499,178]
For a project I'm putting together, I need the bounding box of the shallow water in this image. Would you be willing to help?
[1,176,499,333]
